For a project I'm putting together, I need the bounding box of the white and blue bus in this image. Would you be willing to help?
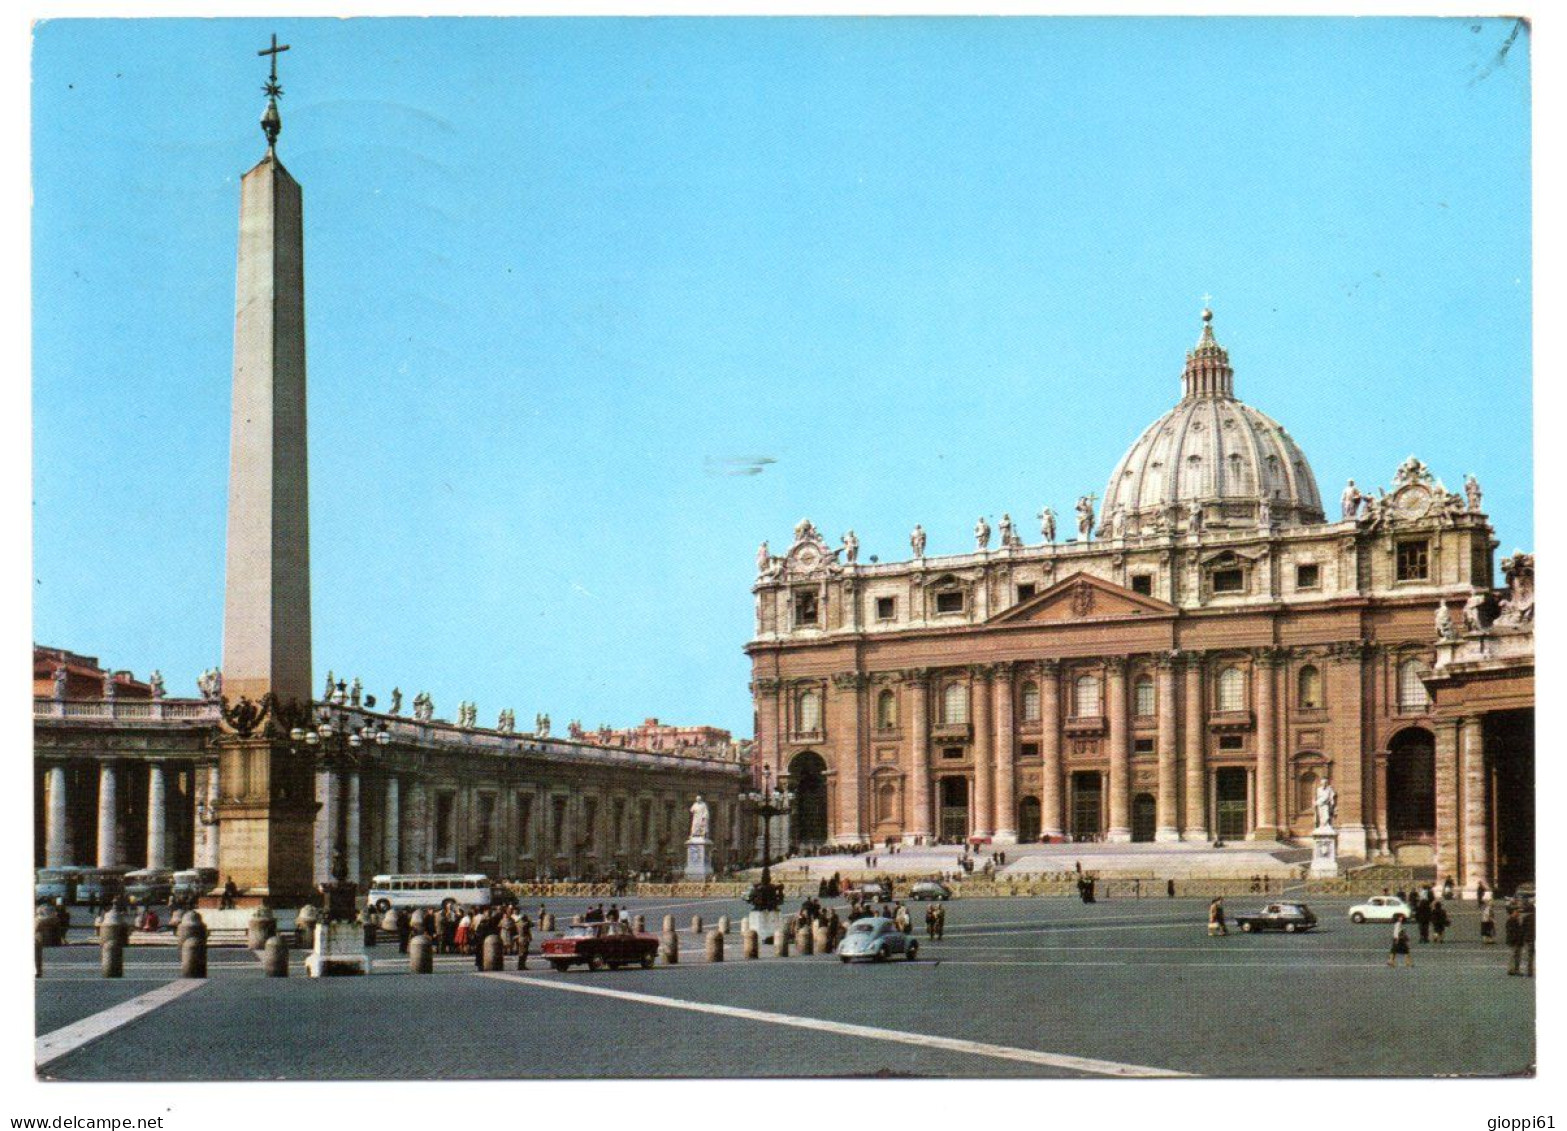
[366,873,497,912]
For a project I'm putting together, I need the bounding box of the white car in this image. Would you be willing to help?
[1348,896,1413,924]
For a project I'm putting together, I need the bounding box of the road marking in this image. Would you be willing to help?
[935,958,1396,970]
[36,979,208,1069]
[479,971,1189,1077]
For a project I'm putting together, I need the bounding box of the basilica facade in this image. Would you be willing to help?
[746,311,1533,891]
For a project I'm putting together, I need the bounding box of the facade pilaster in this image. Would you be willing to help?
[1327,643,1369,857]
[829,672,866,843]
[1155,654,1180,842]
[1105,657,1131,842]
[992,665,1017,843]
[971,666,994,839]
[904,670,932,842]
[96,762,119,868]
[1182,654,1208,840]
[1433,717,1461,888]
[1039,661,1064,838]
[1251,651,1281,840]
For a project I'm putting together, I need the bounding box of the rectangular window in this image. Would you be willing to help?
[1131,574,1153,596]
[1296,563,1320,590]
[875,596,896,621]
[1134,737,1155,754]
[1396,540,1430,581]
[935,590,965,614]
[793,590,820,626]
[1212,568,1245,594]
[1016,583,1037,602]
[1020,742,1040,758]
[1218,735,1245,751]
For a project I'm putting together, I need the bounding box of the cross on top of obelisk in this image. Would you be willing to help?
[258,33,290,151]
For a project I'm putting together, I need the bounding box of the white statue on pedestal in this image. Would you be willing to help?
[1313,778,1337,830]
[689,795,710,840]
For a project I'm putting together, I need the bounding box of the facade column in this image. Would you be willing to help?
[992,666,1017,843]
[1460,715,1489,893]
[1251,652,1281,840]
[346,771,362,884]
[1105,657,1131,842]
[971,667,994,839]
[147,762,168,870]
[1327,645,1368,858]
[1182,655,1208,841]
[384,774,401,873]
[314,768,338,884]
[1372,754,1390,853]
[904,671,931,842]
[1039,661,1064,838]
[46,765,69,867]
[96,762,119,868]
[1433,717,1461,888]
[1155,655,1180,842]
[829,674,865,844]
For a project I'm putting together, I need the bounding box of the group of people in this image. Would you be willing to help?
[372,903,536,966]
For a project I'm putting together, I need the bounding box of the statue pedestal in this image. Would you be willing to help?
[684,837,714,881]
[1309,825,1340,879]
[744,910,782,938]
[304,921,368,977]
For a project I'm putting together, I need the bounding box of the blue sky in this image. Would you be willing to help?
[32,17,1531,735]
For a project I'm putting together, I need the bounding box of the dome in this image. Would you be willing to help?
[1098,310,1324,536]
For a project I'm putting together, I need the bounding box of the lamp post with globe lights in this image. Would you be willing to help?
[740,765,792,913]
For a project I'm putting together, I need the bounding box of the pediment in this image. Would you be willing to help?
[989,571,1176,626]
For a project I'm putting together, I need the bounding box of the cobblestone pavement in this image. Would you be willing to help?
[35,896,1533,1080]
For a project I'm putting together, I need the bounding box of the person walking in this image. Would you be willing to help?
[1167,879,1176,899]
[1430,899,1449,944]
[1388,917,1412,967]
[1442,876,1455,901]
[931,903,945,941]
[925,904,937,940]
[395,907,411,954]
[1476,879,1488,906]
[1208,897,1228,937]
[1479,892,1497,944]
[1414,892,1433,943]
[1506,902,1534,977]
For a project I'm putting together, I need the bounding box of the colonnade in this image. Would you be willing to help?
[40,758,217,872]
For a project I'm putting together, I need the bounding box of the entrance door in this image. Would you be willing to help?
[939,777,969,842]
[1215,767,1248,840]
[1018,796,1042,843]
[1071,772,1102,840]
[788,752,829,847]
[1489,709,1534,892]
[1131,793,1157,842]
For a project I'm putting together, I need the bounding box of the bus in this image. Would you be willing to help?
[366,874,497,912]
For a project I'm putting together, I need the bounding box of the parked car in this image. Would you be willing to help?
[1234,902,1318,933]
[124,869,174,907]
[540,920,659,971]
[1348,896,1413,924]
[853,881,891,901]
[836,916,919,963]
[910,880,952,901]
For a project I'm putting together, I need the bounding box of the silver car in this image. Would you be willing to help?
[836,916,919,963]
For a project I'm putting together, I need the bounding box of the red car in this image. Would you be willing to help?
[541,920,659,971]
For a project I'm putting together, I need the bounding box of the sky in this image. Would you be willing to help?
[31,16,1531,737]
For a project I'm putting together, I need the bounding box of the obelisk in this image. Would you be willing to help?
[212,36,317,907]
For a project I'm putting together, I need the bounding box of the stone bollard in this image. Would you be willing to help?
[482,933,504,971]
[774,926,791,956]
[296,905,320,949]
[363,921,378,948]
[662,914,675,934]
[176,910,206,943]
[262,935,290,977]
[180,936,207,979]
[541,913,554,932]
[35,914,61,948]
[660,929,679,965]
[718,915,731,935]
[247,907,277,951]
[799,923,815,955]
[409,934,433,974]
[633,914,646,933]
[742,928,759,959]
[813,922,830,954]
[706,928,724,963]
[691,915,704,936]
[100,937,124,978]
[35,932,44,977]
[100,908,130,948]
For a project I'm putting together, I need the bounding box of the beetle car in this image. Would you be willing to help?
[836,916,919,963]
[1348,896,1413,924]
[1233,902,1318,933]
[540,920,659,971]
[910,880,952,901]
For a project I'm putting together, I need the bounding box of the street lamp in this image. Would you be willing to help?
[739,765,793,912]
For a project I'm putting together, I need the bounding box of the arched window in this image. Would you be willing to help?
[797,689,822,733]
[1020,681,1041,723]
[941,682,968,725]
[1397,659,1431,713]
[1133,674,1156,717]
[1073,674,1101,717]
[1216,666,1246,712]
[876,688,897,729]
[1297,665,1322,709]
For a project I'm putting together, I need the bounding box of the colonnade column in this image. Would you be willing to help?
[194,763,219,872]
[96,762,119,868]
[1433,718,1461,888]
[1460,715,1489,893]
[384,775,401,873]
[147,762,168,870]
[1105,657,1131,842]
[46,765,69,867]
[905,671,931,843]
[992,666,1017,843]
[314,768,338,884]
[346,771,362,883]
[1155,655,1180,842]
[971,667,993,839]
[1039,661,1064,839]
[1182,655,1208,841]
[1251,651,1280,840]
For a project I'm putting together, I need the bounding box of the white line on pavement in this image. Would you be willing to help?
[36,979,208,1069]
[479,971,1189,1077]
